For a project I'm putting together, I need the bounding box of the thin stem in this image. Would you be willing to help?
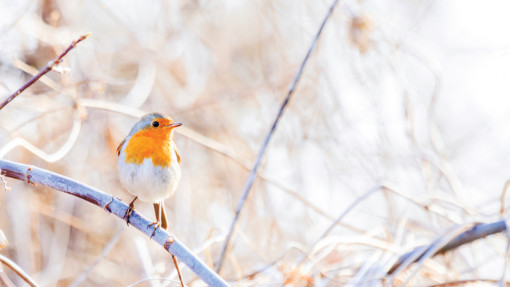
[295,185,383,270]
[68,229,125,287]
[215,0,340,273]
[0,254,39,287]
[172,255,185,287]
[0,33,90,110]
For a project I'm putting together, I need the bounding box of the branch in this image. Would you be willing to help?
[387,220,507,275]
[0,33,90,111]
[0,159,228,287]
[0,254,39,287]
[215,0,340,273]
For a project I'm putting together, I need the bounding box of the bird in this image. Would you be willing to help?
[116,112,182,232]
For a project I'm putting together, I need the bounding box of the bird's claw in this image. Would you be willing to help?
[123,197,137,226]
[148,221,161,239]
[104,197,116,212]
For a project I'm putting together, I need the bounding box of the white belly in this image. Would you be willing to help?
[117,149,181,202]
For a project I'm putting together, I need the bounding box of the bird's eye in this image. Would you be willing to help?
[152,121,159,127]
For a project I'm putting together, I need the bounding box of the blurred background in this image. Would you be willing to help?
[1,0,510,286]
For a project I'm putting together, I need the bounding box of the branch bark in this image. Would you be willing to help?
[0,159,229,287]
[387,220,507,275]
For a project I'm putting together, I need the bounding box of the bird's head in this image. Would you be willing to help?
[129,113,182,140]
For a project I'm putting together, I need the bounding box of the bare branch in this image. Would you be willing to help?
[0,159,228,287]
[215,0,341,273]
[387,220,507,275]
[0,33,90,110]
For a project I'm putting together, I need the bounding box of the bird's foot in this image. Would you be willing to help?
[123,196,137,226]
[104,197,116,213]
[148,221,161,239]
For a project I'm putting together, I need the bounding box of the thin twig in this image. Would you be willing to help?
[500,180,510,216]
[500,216,510,287]
[68,228,125,287]
[0,174,10,193]
[427,279,510,287]
[387,220,507,275]
[395,224,473,286]
[0,110,82,162]
[0,159,228,287]
[0,270,16,287]
[0,254,39,287]
[12,56,60,91]
[295,185,383,270]
[0,33,90,110]
[215,0,340,273]
[171,255,185,287]
[127,277,183,287]
[0,230,7,249]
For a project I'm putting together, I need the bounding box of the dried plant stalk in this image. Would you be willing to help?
[0,254,38,287]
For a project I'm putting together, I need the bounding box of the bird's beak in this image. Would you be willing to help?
[164,122,182,129]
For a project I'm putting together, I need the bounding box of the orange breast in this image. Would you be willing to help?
[123,129,173,167]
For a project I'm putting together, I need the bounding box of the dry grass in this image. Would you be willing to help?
[1,0,510,286]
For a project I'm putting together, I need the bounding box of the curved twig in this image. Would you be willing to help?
[0,253,39,287]
[0,111,82,162]
[392,224,473,286]
[68,228,125,287]
[0,159,228,287]
[215,0,341,273]
[295,185,383,270]
[0,33,90,110]
[387,220,507,275]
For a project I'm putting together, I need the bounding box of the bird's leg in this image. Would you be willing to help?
[157,201,162,226]
[148,221,161,238]
[149,201,165,238]
[153,201,169,229]
[152,202,183,286]
[160,200,168,230]
[123,196,137,225]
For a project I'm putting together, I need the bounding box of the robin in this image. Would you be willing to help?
[116,112,182,232]
[116,112,185,286]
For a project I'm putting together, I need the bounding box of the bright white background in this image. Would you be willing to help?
[1,0,510,285]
